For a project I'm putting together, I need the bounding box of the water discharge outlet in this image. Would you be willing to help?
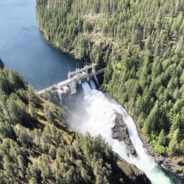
[67,81,174,184]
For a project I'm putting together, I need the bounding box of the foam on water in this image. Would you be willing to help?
[68,81,173,184]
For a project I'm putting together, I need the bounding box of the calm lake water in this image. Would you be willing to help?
[0,0,79,90]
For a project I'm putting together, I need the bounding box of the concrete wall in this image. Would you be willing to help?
[58,72,104,104]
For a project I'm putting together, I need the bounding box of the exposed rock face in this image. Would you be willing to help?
[152,152,184,182]
[112,112,136,156]
[117,155,151,184]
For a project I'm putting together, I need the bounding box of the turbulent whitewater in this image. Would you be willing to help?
[67,81,173,184]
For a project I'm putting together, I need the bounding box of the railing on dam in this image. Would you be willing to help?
[37,64,104,96]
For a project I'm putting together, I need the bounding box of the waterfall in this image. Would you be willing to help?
[89,80,97,89]
[68,81,173,184]
[82,81,92,96]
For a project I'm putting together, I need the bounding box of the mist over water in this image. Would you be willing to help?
[67,81,173,184]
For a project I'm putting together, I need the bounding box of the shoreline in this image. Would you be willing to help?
[105,92,184,183]
[135,118,184,183]
[38,27,184,183]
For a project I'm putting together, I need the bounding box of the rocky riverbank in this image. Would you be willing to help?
[133,115,184,183]
[117,154,151,184]
[141,135,184,181]
[111,108,184,183]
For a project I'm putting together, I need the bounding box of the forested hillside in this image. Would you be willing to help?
[36,0,184,159]
[0,60,150,184]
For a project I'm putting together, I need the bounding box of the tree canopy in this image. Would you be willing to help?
[36,0,184,157]
[0,60,148,183]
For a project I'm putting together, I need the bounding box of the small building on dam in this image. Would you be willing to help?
[37,64,104,103]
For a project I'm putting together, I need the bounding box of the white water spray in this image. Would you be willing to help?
[89,80,97,89]
[68,81,173,184]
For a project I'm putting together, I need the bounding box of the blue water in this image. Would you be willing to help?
[0,0,79,90]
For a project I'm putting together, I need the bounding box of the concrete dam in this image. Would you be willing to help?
[37,64,104,100]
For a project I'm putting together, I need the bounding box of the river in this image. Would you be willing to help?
[0,0,183,184]
[67,81,183,184]
[0,0,80,90]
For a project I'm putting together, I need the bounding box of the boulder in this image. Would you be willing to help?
[112,112,137,156]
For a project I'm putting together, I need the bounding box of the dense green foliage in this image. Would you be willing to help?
[0,63,145,183]
[36,0,184,157]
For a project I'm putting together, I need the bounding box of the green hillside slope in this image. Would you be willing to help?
[0,60,150,183]
[36,0,184,160]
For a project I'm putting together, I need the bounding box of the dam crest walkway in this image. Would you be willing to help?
[37,64,104,96]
